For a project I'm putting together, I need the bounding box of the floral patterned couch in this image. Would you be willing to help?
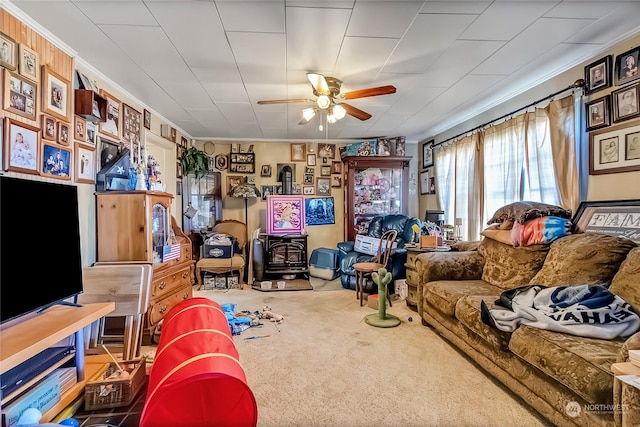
[414,232,640,426]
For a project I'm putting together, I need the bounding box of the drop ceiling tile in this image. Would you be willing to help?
[334,37,399,81]
[347,1,423,38]
[385,87,447,115]
[420,1,490,15]
[73,1,158,26]
[544,1,623,19]
[156,80,215,110]
[216,1,285,33]
[256,111,288,129]
[186,108,230,128]
[564,3,640,45]
[216,102,258,125]
[227,32,286,83]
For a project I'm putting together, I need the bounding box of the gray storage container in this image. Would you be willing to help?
[309,248,340,280]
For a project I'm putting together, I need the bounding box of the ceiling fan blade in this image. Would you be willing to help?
[342,103,372,121]
[257,99,311,105]
[307,73,330,96]
[341,85,396,100]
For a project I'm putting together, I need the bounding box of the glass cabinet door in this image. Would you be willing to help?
[151,202,168,263]
[353,166,404,234]
[183,172,222,233]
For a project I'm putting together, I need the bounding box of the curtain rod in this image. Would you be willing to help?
[433,79,586,149]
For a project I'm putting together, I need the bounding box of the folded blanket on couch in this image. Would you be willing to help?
[510,216,572,247]
[481,284,640,339]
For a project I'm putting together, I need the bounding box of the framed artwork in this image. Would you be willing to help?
[585,95,611,131]
[422,139,434,169]
[320,166,331,176]
[75,116,86,141]
[612,83,640,123]
[331,161,342,174]
[321,156,329,165]
[3,69,37,120]
[76,70,94,91]
[318,143,335,159]
[293,183,302,194]
[58,121,70,146]
[307,153,316,166]
[3,117,39,174]
[303,186,314,195]
[584,55,612,95]
[98,137,120,170]
[290,143,306,161]
[122,103,142,148]
[226,175,246,194]
[0,32,17,70]
[176,161,182,179]
[261,164,271,177]
[41,142,71,180]
[303,174,314,184]
[85,121,96,146]
[18,44,39,82]
[41,114,57,141]
[572,199,640,244]
[276,163,296,182]
[266,195,305,235]
[214,153,228,171]
[614,47,640,86]
[261,185,274,201]
[99,89,121,139]
[41,66,71,122]
[316,177,331,196]
[589,120,640,175]
[305,197,335,226]
[305,166,314,174]
[331,175,341,187]
[75,142,96,184]
[420,170,430,195]
[143,109,151,130]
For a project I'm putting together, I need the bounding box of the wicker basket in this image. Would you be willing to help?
[84,357,146,410]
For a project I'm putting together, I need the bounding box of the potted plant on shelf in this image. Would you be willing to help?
[180,146,209,179]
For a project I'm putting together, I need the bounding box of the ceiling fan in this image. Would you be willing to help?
[257,73,396,124]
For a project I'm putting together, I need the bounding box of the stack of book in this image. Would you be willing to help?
[629,350,640,367]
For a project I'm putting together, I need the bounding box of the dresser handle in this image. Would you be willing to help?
[159,281,166,289]
[160,305,168,314]
[183,293,189,299]
[182,271,188,279]
[172,274,177,280]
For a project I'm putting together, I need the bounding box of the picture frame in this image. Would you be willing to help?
[85,121,96,146]
[226,175,246,194]
[307,153,316,166]
[261,185,274,201]
[143,109,151,130]
[276,163,296,182]
[584,55,612,95]
[75,142,96,184]
[303,174,314,184]
[4,117,39,174]
[612,83,640,123]
[266,195,305,235]
[303,186,314,195]
[122,103,142,148]
[305,197,335,226]
[320,166,331,176]
[331,176,341,187]
[290,143,306,161]
[176,161,182,179]
[41,142,71,180]
[420,170,430,195]
[614,46,640,86]
[75,116,86,141]
[331,161,342,174]
[260,164,272,177]
[572,199,640,243]
[585,95,611,131]
[76,70,94,91]
[41,65,71,122]
[305,166,314,174]
[422,139,434,169]
[318,143,335,159]
[316,177,331,196]
[18,44,39,82]
[589,120,640,175]
[0,32,18,71]
[98,137,120,170]
[99,89,121,139]
[215,153,228,171]
[58,121,70,146]
[3,69,37,120]
[41,114,57,141]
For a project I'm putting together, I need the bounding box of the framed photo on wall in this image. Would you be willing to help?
[612,83,640,123]
[122,103,142,148]
[266,195,305,235]
[41,142,71,180]
[305,197,335,226]
[4,117,39,174]
[18,44,39,82]
[316,177,330,196]
[41,114,57,141]
[58,121,70,146]
[226,175,246,194]
[584,55,612,95]
[260,164,272,177]
[589,120,640,175]
[572,200,640,244]
[75,116,86,141]
[291,143,306,161]
[3,69,37,120]
[41,66,71,122]
[614,47,640,86]
[0,32,18,70]
[98,137,120,170]
[422,139,434,169]
[585,95,611,131]
[99,89,121,139]
[75,142,96,184]
[143,108,151,130]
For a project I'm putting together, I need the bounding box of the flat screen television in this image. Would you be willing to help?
[0,176,84,325]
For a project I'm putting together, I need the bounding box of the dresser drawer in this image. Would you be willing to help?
[405,268,420,286]
[181,243,192,263]
[147,285,192,327]
[151,263,193,299]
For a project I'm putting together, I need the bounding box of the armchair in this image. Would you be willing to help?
[337,214,420,293]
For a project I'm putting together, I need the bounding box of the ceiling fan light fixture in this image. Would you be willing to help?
[317,95,331,110]
[302,107,316,122]
[333,104,346,120]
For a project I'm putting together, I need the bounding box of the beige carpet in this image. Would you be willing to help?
[188,285,551,427]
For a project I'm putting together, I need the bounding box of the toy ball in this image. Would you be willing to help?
[408,317,413,322]
[16,407,42,426]
[59,418,80,427]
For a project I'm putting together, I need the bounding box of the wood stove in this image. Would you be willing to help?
[264,234,309,278]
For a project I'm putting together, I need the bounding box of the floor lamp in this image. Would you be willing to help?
[229,183,261,282]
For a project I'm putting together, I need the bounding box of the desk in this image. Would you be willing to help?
[404,245,451,311]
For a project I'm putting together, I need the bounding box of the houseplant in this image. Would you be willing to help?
[180,146,209,179]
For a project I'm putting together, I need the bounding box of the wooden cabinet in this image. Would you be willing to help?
[95,191,194,331]
[342,156,411,242]
[74,89,107,123]
[404,248,422,312]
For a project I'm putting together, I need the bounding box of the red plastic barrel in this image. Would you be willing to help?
[140,297,257,427]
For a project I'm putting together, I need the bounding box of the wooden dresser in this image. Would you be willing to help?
[95,191,194,332]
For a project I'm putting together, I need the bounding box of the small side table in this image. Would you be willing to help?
[611,362,640,424]
[404,245,451,311]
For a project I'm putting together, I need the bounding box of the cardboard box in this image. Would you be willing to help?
[367,294,390,310]
[354,235,398,256]
[203,243,233,258]
[420,235,443,248]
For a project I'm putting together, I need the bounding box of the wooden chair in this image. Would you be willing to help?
[353,229,398,307]
[195,219,247,289]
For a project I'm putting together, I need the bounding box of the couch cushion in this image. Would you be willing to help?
[509,325,623,405]
[610,247,640,316]
[367,214,419,246]
[487,201,573,227]
[424,280,499,317]
[478,237,549,290]
[456,294,512,351]
[529,233,637,287]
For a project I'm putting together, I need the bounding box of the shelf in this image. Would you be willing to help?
[74,89,107,123]
[229,152,255,174]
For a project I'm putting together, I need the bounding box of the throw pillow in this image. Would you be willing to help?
[609,247,640,315]
[478,237,549,290]
[487,201,572,227]
[480,226,513,245]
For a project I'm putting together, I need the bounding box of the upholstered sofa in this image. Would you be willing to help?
[414,232,640,426]
[337,214,420,293]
